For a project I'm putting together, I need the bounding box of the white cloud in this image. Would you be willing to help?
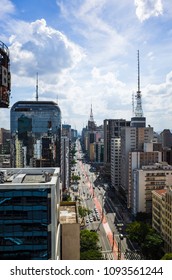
[0,0,15,18]
[135,0,163,22]
[0,0,172,133]
[8,19,85,77]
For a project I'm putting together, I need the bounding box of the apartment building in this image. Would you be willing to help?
[152,187,172,253]
[132,162,172,215]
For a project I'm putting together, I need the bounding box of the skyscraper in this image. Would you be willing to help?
[0,167,61,260]
[10,101,61,167]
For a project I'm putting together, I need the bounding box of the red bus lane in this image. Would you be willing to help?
[79,161,124,260]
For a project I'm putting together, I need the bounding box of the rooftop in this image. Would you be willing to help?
[0,168,60,186]
[59,202,78,224]
[154,189,167,196]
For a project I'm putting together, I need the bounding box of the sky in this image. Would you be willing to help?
[0,0,172,133]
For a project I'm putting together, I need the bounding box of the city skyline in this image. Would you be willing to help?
[0,0,172,132]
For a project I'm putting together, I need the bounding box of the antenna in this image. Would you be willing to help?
[137,50,141,94]
[36,72,38,101]
[134,50,143,117]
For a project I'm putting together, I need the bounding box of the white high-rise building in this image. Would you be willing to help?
[120,126,154,205]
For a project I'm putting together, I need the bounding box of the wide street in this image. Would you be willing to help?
[71,139,137,260]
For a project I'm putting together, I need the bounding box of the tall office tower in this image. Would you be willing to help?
[62,124,71,139]
[160,129,172,149]
[71,129,78,142]
[120,126,154,205]
[10,101,61,168]
[0,41,11,108]
[0,167,61,260]
[86,105,97,160]
[88,104,96,131]
[94,139,104,163]
[131,50,146,128]
[0,128,10,155]
[61,136,70,190]
[111,137,121,191]
[103,119,130,180]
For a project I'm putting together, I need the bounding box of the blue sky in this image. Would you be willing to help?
[0,0,172,132]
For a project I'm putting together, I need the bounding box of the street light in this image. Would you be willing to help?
[116,223,124,260]
[117,233,124,260]
[112,231,124,260]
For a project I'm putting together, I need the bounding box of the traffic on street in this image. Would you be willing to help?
[70,139,138,260]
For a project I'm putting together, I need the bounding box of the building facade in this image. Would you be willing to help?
[132,162,172,215]
[10,101,61,168]
[0,167,61,260]
[120,126,154,204]
[104,119,130,180]
[152,187,172,253]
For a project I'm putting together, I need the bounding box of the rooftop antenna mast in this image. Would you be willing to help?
[137,50,141,94]
[36,72,39,102]
[134,50,143,117]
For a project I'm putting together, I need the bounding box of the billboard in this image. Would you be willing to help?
[0,41,11,108]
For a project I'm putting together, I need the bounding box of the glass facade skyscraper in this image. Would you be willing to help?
[0,167,61,260]
[10,101,61,167]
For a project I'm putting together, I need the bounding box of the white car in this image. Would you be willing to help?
[86,219,89,223]
[89,218,93,222]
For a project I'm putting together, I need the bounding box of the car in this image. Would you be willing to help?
[89,218,93,222]
[93,216,96,221]
[97,216,100,221]
[86,219,89,223]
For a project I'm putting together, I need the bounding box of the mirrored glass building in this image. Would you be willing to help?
[10,101,61,168]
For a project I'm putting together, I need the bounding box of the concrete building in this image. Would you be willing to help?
[0,167,61,260]
[152,187,172,253]
[104,119,130,180]
[128,143,162,208]
[120,126,154,204]
[132,162,172,216]
[60,202,80,260]
[160,129,172,149]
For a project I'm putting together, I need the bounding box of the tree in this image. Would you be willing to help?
[141,233,164,259]
[161,253,172,260]
[135,212,151,223]
[126,221,164,259]
[80,229,103,260]
[126,221,150,245]
[71,174,80,183]
[80,250,103,260]
[78,206,91,224]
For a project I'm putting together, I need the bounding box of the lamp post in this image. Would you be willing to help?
[117,234,123,260]
[116,223,124,260]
